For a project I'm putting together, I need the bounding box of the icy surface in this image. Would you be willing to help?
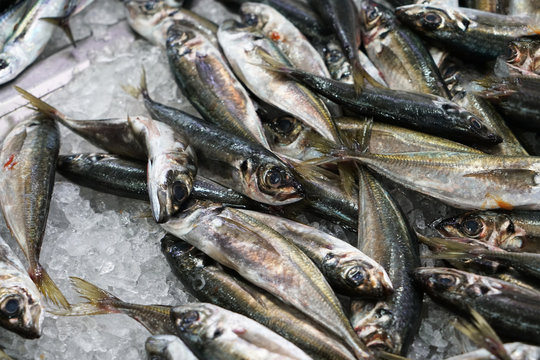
[0,0,478,359]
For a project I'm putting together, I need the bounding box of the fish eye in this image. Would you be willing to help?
[461,216,483,237]
[178,310,199,331]
[469,116,483,130]
[1,296,22,318]
[346,266,366,286]
[0,58,8,70]
[365,5,380,23]
[143,1,155,11]
[265,168,283,187]
[506,221,515,234]
[421,12,442,30]
[172,182,188,203]
[433,274,456,289]
[243,13,258,26]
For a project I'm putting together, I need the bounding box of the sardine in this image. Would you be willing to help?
[415,267,540,345]
[166,23,269,147]
[136,71,304,206]
[171,303,313,360]
[359,0,451,98]
[350,168,422,355]
[0,235,43,339]
[162,236,357,360]
[145,335,195,360]
[435,210,540,253]
[0,0,70,84]
[0,115,69,308]
[395,4,537,60]
[162,201,373,359]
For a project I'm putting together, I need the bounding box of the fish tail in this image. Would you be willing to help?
[121,68,150,100]
[31,264,70,309]
[14,86,67,122]
[255,46,295,74]
[41,15,76,48]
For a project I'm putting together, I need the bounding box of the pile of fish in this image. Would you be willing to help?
[0,0,540,359]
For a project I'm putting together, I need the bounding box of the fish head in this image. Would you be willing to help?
[352,301,401,353]
[160,233,211,275]
[171,303,217,344]
[239,3,272,33]
[160,200,223,237]
[435,212,525,251]
[239,159,303,205]
[263,115,304,146]
[124,0,175,37]
[358,0,393,41]
[323,252,394,298]
[324,41,352,83]
[0,279,43,339]
[166,23,206,61]
[0,53,20,85]
[395,5,470,38]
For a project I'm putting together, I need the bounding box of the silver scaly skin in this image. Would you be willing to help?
[0,0,30,49]
[145,335,194,360]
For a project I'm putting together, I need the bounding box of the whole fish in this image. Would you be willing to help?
[236,209,393,298]
[350,168,422,355]
[395,4,537,60]
[136,71,304,206]
[145,335,196,360]
[124,0,217,47]
[259,60,501,145]
[0,115,69,309]
[359,0,451,98]
[217,20,341,143]
[0,0,30,49]
[0,0,70,84]
[436,210,540,253]
[446,342,540,360]
[415,267,540,345]
[162,236,357,360]
[162,201,373,359]
[166,23,269,147]
[171,303,314,360]
[16,88,197,223]
[57,153,264,209]
[0,235,43,339]
[322,150,540,210]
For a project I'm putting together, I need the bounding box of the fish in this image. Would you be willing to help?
[0,115,69,309]
[217,19,341,143]
[359,0,451,98]
[166,23,269,147]
[445,342,540,360]
[135,70,304,206]
[0,0,70,84]
[435,210,540,253]
[258,58,501,145]
[145,335,195,360]
[161,201,373,359]
[171,303,314,360]
[161,235,357,360]
[236,209,393,297]
[507,0,540,17]
[41,0,96,47]
[124,0,218,47]
[350,168,422,355]
[316,150,540,210]
[53,277,176,335]
[415,267,540,345]
[504,37,540,77]
[0,234,43,339]
[16,88,197,223]
[0,0,30,49]
[395,4,537,60]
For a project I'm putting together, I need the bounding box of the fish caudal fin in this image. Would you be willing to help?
[14,86,67,122]
[122,68,150,100]
[31,265,70,309]
[41,16,76,48]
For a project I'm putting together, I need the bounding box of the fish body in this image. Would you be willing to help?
[0,235,43,339]
[217,20,341,143]
[171,303,314,360]
[0,0,70,84]
[416,267,540,345]
[162,202,373,359]
[236,209,393,297]
[166,23,269,147]
[145,335,195,360]
[360,0,451,98]
[0,116,68,308]
[0,0,30,49]
[162,236,356,360]
[351,168,421,355]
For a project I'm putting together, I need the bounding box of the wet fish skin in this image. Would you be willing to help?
[236,209,393,298]
[359,0,451,98]
[395,4,536,60]
[161,202,373,359]
[263,63,501,145]
[171,303,314,360]
[445,342,540,360]
[161,235,357,360]
[415,267,540,345]
[507,0,540,17]
[145,335,194,360]
[351,168,422,355]
[138,73,304,206]
[0,116,69,309]
[504,37,540,77]
[0,235,43,339]
[436,211,540,253]
[166,23,269,147]
[0,0,30,49]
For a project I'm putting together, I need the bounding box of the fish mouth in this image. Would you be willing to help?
[356,325,393,351]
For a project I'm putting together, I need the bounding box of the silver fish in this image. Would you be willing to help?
[145,335,195,360]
